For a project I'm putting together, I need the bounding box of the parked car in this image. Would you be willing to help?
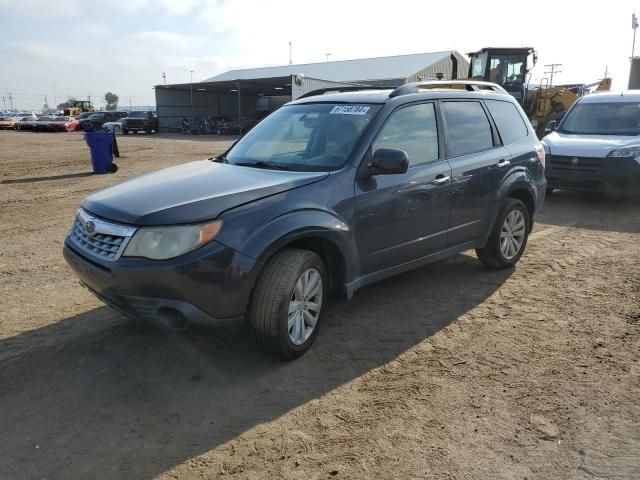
[102,118,126,134]
[32,116,56,132]
[14,116,38,130]
[78,111,127,130]
[122,110,158,134]
[542,90,640,194]
[0,116,19,129]
[75,112,94,121]
[47,116,80,132]
[64,81,546,360]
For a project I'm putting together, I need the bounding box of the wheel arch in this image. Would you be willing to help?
[237,210,357,297]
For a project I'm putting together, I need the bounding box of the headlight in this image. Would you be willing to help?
[123,220,222,260]
[608,146,640,161]
[542,142,551,155]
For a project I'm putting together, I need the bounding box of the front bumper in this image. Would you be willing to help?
[546,155,640,193]
[63,238,260,329]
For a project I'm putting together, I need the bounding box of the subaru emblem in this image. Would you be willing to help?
[85,220,96,236]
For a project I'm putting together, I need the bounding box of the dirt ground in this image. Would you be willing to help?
[0,130,638,480]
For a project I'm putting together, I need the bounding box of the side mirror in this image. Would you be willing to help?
[544,120,557,135]
[370,148,409,175]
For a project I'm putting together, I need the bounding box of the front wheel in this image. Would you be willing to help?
[249,249,326,360]
[476,198,531,269]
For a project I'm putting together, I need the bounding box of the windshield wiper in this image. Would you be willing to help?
[234,161,290,171]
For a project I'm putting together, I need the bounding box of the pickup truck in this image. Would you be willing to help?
[122,111,159,134]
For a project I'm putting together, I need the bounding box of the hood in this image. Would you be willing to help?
[542,131,640,157]
[82,160,329,226]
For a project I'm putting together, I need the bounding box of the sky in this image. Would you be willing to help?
[0,0,637,111]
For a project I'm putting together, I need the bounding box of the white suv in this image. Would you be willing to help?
[542,91,640,194]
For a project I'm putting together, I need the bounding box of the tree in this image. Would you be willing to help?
[57,97,77,111]
[105,92,119,111]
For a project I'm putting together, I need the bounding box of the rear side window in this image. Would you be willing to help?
[372,103,439,167]
[442,101,494,157]
[485,99,528,145]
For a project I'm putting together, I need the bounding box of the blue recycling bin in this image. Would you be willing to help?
[84,130,117,174]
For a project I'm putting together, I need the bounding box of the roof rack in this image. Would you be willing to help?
[297,86,396,99]
[389,80,508,98]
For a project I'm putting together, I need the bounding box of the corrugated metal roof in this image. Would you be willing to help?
[204,51,460,83]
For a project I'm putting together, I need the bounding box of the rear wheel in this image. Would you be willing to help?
[113,125,121,134]
[476,198,530,269]
[249,249,326,360]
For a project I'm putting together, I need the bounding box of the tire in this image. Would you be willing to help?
[249,248,327,360]
[108,163,118,173]
[476,198,531,269]
[123,128,129,135]
[113,125,121,134]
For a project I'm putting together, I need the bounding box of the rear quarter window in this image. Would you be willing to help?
[485,99,529,145]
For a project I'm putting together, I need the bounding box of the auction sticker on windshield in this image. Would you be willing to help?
[330,105,370,115]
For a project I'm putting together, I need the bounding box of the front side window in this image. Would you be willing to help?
[470,53,487,79]
[485,99,529,145]
[227,103,381,171]
[442,101,494,157]
[560,101,640,136]
[372,103,439,167]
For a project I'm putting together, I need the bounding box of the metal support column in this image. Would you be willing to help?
[236,79,242,135]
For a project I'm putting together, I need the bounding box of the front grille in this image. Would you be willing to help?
[549,155,604,173]
[67,209,137,262]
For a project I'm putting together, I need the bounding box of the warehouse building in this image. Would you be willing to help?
[155,50,468,133]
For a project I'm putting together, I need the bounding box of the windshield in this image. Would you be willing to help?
[226,103,381,171]
[488,54,526,84]
[53,116,69,122]
[128,111,148,118]
[560,101,640,136]
[88,113,104,119]
[39,116,53,121]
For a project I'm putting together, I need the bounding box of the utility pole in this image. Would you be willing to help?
[633,14,639,57]
[53,84,57,108]
[1,96,6,111]
[162,72,166,85]
[325,53,331,62]
[544,63,562,87]
[604,65,609,78]
[190,70,194,131]
[289,41,292,65]
[129,98,132,110]
[44,95,48,110]
[7,91,14,111]
[87,91,91,104]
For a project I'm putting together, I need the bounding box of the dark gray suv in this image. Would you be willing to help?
[64,81,547,360]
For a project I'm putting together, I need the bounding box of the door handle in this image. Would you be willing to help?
[431,175,450,185]
[497,159,511,168]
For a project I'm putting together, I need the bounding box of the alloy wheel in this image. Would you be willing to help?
[288,268,323,345]
[500,210,526,260]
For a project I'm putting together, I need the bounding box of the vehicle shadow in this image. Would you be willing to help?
[539,190,640,234]
[1,172,94,185]
[152,133,238,143]
[0,253,511,479]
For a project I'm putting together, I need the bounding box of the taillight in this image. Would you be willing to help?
[535,143,545,169]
